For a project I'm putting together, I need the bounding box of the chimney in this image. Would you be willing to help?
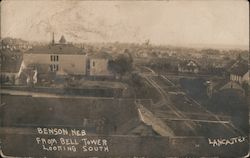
[52,32,55,45]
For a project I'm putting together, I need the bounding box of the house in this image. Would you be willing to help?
[18,65,38,85]
[229,60,249,84]
[213,81,246,96]
[20,63,55,85]
[88,52,113,77]
[1,37,31,51]
[206,77,248,98]
[178,60,199,73]
[20,35,87,77]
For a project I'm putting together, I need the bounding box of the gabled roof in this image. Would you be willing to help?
[59,35,66,44]
[118,105,176,136]
[25,44,86,55]
[223,60,237,70]
[116,118,143,134]
[179,60,199,67]
[229,60,248,76]
[219,81,244,92]
[137,105,175,137]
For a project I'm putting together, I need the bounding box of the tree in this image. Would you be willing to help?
[108,54,133,77]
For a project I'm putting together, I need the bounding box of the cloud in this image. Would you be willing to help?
[1,0,249,47]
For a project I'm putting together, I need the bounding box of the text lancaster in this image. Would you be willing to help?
[208,136,247,147]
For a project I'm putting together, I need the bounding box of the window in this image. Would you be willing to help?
[50,55,59,62]
[50,64,59,72]
[92,61,95,67]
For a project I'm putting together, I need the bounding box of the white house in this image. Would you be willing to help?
[20,36,87,76]
[88,52,113,76]
[178,60,200,73]
[229,60,249,84]
[230,71,249,85]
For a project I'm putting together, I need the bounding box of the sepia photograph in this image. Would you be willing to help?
[0,0,249,157]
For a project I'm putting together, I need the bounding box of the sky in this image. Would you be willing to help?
[1,0,249,48]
